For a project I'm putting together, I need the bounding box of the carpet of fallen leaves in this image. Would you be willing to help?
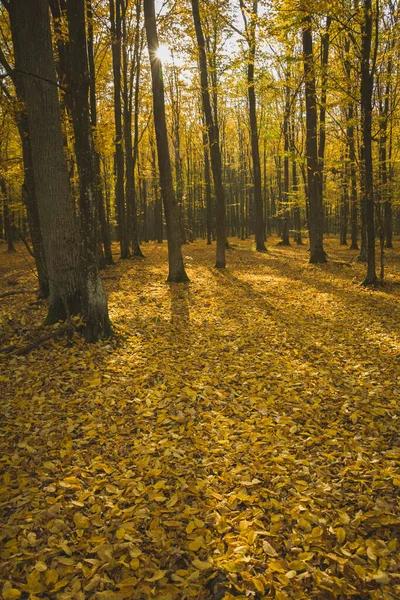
[1,236,400,600]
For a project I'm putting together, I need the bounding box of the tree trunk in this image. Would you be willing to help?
[281,69,291,246]
[122,0,144,258]
[9,0,110,339]
[240,0,266,251]
[203,129,212,245]
[318,16,331,211]
[360,0,377,285]
[143,0,188,282]
[87,0,114,266]
[65,0,111,340]
[110,0,129,258]
[191,0,226,268]
[302,14,327,264]
[0,178,16,252]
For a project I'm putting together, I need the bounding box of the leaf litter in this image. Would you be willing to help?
[1,237,400,599]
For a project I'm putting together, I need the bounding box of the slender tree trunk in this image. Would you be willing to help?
[0,178,16,252]
[143,0,188,281]
[191,0,226,267]
[360,0,377,284]
[122,0,144,258]
[281,69,291,245]
[290,122,302,244]
[318,16,331,210]
[240,0,266,251]
[87,0,114,266]
[340,150,348,245]
[110,0,129,258]
[203,129,212,245]
[302,13,326,263]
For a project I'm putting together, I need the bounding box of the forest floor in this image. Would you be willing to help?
[1,236,400,600]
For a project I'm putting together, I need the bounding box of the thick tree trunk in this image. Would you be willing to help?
[302,14,326,263]
[191,0,226,268]
[9,0,110,340]
[66,0,111,340]
[9,0,81,321]
[143,0,188,282]
[360,0,377,285]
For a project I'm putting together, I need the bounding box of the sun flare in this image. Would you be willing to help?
[156,44,171,64]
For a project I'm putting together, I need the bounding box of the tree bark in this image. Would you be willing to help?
[360,0,377,284]
[66,0,111,340]
[87,0,114,266]
[110,0,129,258]
[191,0,226,268]
[302,13,327,264]
[143,0,188,282]
[9,0,110,340]
[240,0,266,251]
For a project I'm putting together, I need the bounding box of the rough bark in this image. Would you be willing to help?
[143,0,188,282]
[9,0,110,340]
[66,0,111,339]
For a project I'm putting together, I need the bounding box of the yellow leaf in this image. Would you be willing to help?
[130,558,140,570]
[45,569,59,586]
[263,540,278,556]
[252,577,265,594]
[73,512,89,529]
[2,586,21,600]
[145,570,167,582]
[372,571,390,585]
[335,527,346,544]
[298,517,312,532]
[192,558,213,570]
[188,536,204,551]
[354,564,366,579]
[33,561,47,572]
[25,571,45,594]
[116,527,126,539]
[167,493,179,507]
[186,521,195,534]
[224,560,244,573]
[268,560,286,573]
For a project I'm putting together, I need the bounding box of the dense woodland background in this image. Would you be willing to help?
[0,0,399,338]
